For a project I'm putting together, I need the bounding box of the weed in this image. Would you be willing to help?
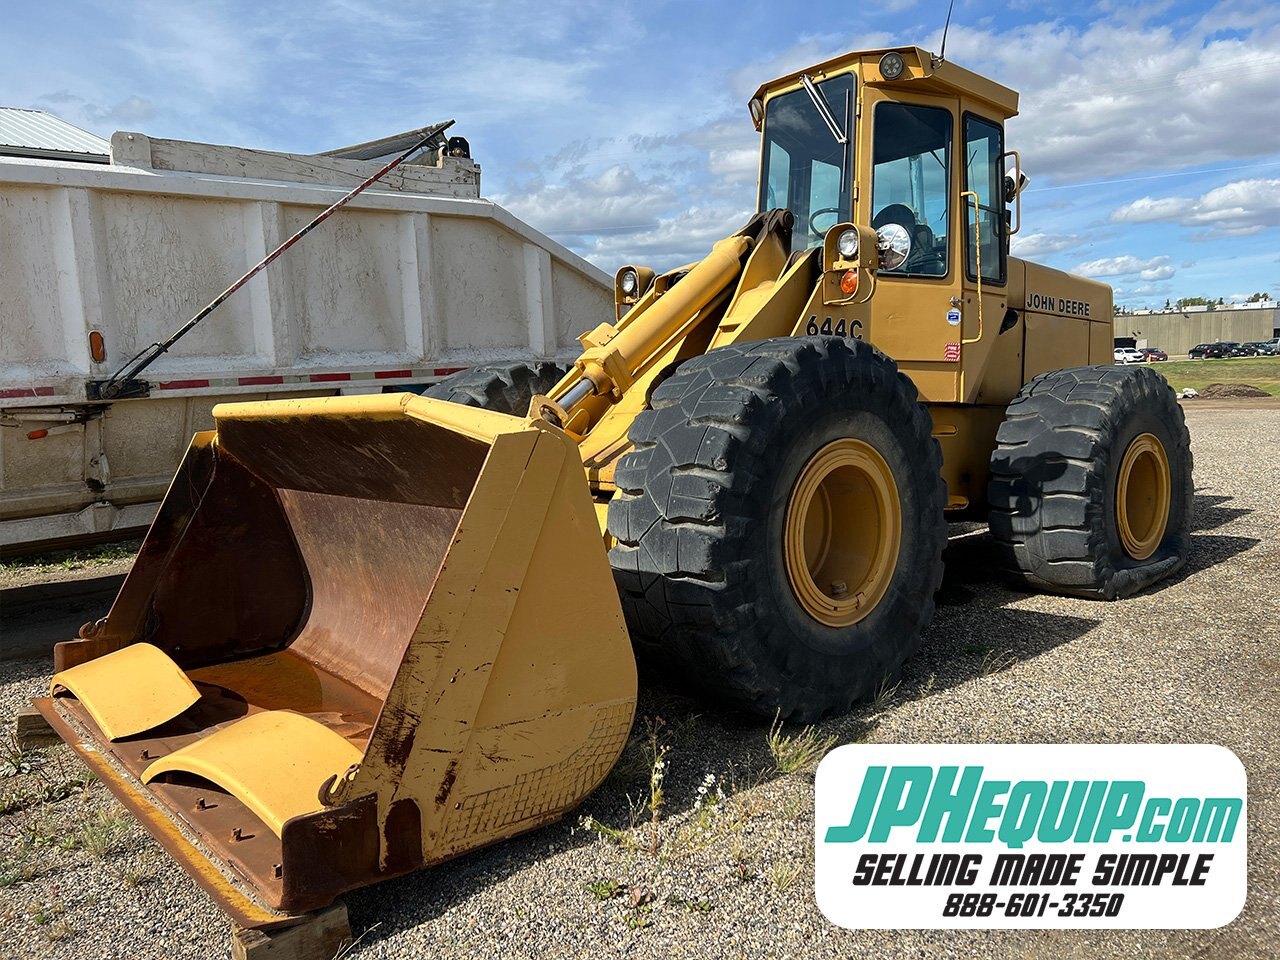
[728,830,751,867]
[578,815,640,852]
[643,718,668,855]
[919,672,937,697]
[0,856,40,888]
[871,676,900,711]
[43,919,75,942]
[778,793,805,822]
[116,861,155,887]
[0,738,42,779]
[332,922,381,960]
[78,810,128,859]
[980,647,1016,675]
[766,711,836,774]
[623,886,655,929]
[668,895,713,915]
[624,908,652,930]
[768,860,803,891]
[584,879,625,902]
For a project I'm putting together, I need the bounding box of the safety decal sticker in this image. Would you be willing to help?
[946,308,962,326]
[944,343,961,362]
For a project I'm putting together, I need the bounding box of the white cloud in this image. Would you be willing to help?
[493,164,678,239]
[577,205,756,271]
[1111,178,1280,237]
[1010,232,1086,258]
[930,13,1280,182]
[1073,255,1176,281]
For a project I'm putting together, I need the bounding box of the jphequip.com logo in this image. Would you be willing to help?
[814,745,1246,928]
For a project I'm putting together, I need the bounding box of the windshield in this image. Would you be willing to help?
[758,74,855,253]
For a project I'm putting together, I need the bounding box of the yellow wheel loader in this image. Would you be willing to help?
[33,46,1191,927]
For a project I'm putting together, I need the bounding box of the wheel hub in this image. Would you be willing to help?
[784,439,902,627]
[1116,432,1171,561]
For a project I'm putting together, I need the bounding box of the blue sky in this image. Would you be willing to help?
[5,0,1279,307]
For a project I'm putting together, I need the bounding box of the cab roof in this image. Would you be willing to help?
[750,46,1019,129]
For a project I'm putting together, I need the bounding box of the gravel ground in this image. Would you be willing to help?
[0,401,1276,959]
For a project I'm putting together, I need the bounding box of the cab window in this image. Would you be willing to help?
[963,115,1006,284]
[871,102,952,278]
[758,74,855,253]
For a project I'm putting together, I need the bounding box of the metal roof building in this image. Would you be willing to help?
[0,107,109,162]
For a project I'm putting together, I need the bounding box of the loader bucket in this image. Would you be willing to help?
[33,393,636,928]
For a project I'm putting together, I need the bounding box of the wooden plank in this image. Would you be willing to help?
[231,902,351,960]
[14,705,59,749]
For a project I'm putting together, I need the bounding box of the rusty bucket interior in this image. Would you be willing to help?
[35,393,636,927]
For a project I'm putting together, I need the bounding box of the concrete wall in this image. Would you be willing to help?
[1114,308,1278,356]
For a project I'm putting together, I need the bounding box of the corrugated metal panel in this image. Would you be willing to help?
[0,107,109,160]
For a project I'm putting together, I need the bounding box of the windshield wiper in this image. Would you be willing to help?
[800,75,848,145]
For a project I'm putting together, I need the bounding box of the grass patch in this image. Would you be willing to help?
[768,860,803,891]
[1157,356,1280,396]
[767,712,837,775]
[0,540,138,578]
[77,810,129,859]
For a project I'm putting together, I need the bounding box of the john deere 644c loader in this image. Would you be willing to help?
[34,47,1190,927]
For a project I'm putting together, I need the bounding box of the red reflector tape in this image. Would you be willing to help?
[238,375,285,386]
[308,373,352,383]
[433,367,465,376]
[0,387,56,399]
[373,370,413,380]
[157,379,211,390]
[27,429,49,440]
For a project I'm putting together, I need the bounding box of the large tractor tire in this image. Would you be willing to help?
[422,360,571,415]
[607,337,947,722]
[987,365,1192,599]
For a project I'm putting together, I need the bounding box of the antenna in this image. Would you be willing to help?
[938,0,956,65]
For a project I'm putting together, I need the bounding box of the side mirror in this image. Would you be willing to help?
[1001,150,1026,235]
[822,223,879,306]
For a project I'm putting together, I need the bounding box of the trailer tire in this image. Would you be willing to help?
[988,365,1192,599]
[422,361,572,415]
[607,337,946,722]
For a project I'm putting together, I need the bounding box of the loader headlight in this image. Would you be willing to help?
[836,229,859,259]
[876,222,912,270]
[879,51,906,81]
[619,269,638,296]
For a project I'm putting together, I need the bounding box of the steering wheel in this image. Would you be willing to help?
[808,206,841,238]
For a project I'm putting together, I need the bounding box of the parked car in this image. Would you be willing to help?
[1226,342,1255,357]
[1244,341,1278,356]
[1114,347,1145,364]
[1140,347,1169,361]
[1189,343,1230,359]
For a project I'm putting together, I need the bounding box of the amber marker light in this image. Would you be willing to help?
[840,270,858,295]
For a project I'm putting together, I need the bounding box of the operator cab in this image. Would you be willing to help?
[753,46,1021,287]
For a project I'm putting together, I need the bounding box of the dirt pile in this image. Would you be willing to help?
[1196,382,1272,399]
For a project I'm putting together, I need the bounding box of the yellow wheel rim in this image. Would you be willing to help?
[784,439,902,628]
[1116,432,1171,561]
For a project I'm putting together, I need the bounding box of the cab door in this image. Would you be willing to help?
[856,88,963,399]
[958,110,1012,404]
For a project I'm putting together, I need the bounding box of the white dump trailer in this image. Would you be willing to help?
[0,129,611,552]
